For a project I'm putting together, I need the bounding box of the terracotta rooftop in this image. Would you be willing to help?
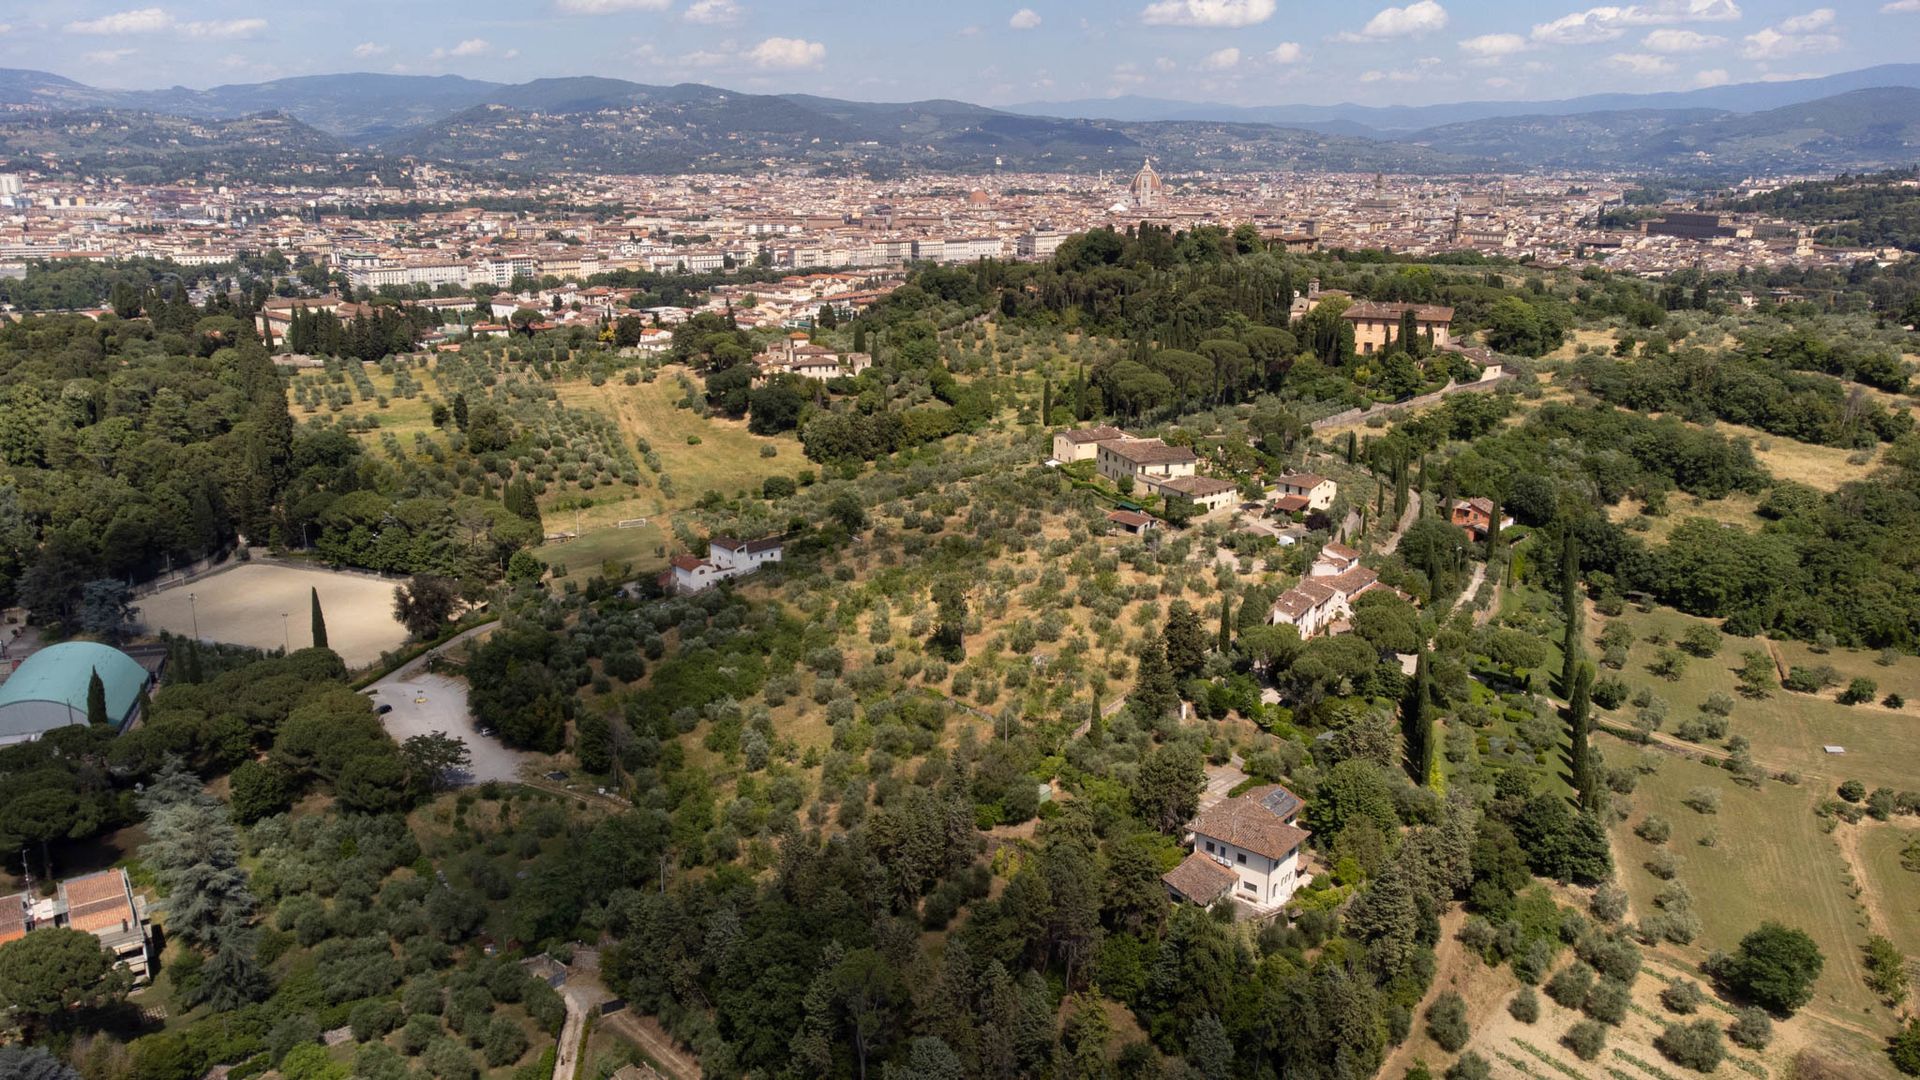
[1342,301,1455,323]
[1157,475,1238,497]
[1189,797,1311,862]
[669,554,706,572]
[1102,438,1198,466]
[59,870,136,935]
[1161,850,1238,906]
[1058,425,1130,445]
[0,893,27,945]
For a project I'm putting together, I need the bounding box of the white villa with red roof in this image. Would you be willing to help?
[1162,784,1312,913]
[1267,541,1387,639]
[661,535,785,595]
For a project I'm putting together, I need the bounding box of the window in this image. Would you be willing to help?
[1236,852,1246,865]
[1243,881,1256,893]
[1204,841,1214,854]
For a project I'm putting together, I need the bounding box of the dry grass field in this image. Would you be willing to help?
[136,562,411,667]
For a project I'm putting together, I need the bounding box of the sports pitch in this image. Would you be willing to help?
[136,562,411,668]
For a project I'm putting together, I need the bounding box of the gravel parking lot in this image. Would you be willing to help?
[366,671,529,786]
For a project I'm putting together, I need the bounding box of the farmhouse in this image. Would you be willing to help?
[1273,472,1338,511]
[754,334,871,382]
[1096,438,1198,487]
[1051,425,1131,463]
[1268,542,1385,640]
[1450,497,1515,541]
[661,536,785,595]
[1162,784,1311,913]
[1153,475,1239,514]
[0,641,150,746]
[1106,509,1156,536]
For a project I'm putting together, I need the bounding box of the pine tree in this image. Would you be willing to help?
[310,587,328,650]
[85,668,108,726]
[1568,663,1596,808]
[1403,650,1434,784]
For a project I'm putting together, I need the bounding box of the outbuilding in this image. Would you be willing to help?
[0,641,150,746]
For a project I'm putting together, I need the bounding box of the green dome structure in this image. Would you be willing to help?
[0,641,150,745]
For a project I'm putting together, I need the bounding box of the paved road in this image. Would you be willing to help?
[367,631,530,786]
[1199,756,1249,812]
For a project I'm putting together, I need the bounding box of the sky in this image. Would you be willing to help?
[2,0,1917,107]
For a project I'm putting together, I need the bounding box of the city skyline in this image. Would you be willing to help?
[3,0,1917,108]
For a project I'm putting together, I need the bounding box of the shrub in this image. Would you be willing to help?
[1508,986,1540,1024]
[1592,677,1629,710]
[1682,786,1720,814]
[1717,922,1824,1015]
[1636,816,1672,844]
[1584,979,1631,1025]
[1679,625,1721,657]
[1839,779,1867,803]
[1546,962,1595,1008]
[1426,991,1470,1052]
[1655,1018,1726,1072]
[1728,1006,1773,1050]
[1445,1052,1491,1080]
[1591,884,1628,924]
[1661,979,1706,1014]
[1563,1019,1608,1061]
[1839,677,1878,706]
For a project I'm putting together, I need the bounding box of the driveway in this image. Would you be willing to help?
[366,668,529,786]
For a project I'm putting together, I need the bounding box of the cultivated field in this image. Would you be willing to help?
[137,562,410,667]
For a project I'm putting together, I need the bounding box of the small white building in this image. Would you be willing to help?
[1274,472,1338,511]
[1163,785,1311,913]
[1268,542,1385,640]
[1150,474,1239,514]
[661,536,785,595]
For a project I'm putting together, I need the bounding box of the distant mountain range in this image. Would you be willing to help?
[1,65,1917,179]
[1007,64,1920,135]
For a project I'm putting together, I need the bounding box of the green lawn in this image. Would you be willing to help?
[1857,824,1920,961]
[1610,742,1886,1020]
[555,367,802,502]
[1594,606,1920,791]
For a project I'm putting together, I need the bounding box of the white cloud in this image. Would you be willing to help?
[1460,32,1528,57]
[684,49,731,67]
[1199,46,1240,69]
[353,42,388,58]
[83,48,137,63]
[181,18,266,38]
[1531,0,1740,45]
[430,37,493,60]
[1694,67,1730,85]
[1336,1,1449,41]
[1010,8,1042,29]
[554,0,669,11]
[1742,10,1841,58]
[685,0,742,22]
[1154,55,1178,70]
[747,36,826,68]
[1608,51,1676,73]
[1642,28,1723,51]
[1485,76,1517,88]
[65,8,266,38]
[66,8,172,34]
[1359,68,1425,82]
[1779,7,1834,31]
[1884,0,1920,12]
[1267,41,1304,62]
[1140,0,1275,28]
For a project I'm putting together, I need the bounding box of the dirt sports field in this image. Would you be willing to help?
[136,563,410,668]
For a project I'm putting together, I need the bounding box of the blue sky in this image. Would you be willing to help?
[3,0,1917,106]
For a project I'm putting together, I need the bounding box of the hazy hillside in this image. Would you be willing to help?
[1399,88,1920,173]
[0,109,384,184]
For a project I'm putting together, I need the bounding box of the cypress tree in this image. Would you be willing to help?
[1485,491,1503,557]
[1346,430,1357,465]
[310,586,328,650]
[1403,649,1434,784]
[1560,531,1582,694]
[187,639,204,684]
[1042,377,1053,423]
[86,668,108,727]
[1568,663,1596,807]
[1217,595,1233,655]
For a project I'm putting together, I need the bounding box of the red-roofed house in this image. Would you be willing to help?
[1164,784,1311,913]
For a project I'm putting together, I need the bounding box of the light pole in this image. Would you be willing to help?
[188,592,199,641]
